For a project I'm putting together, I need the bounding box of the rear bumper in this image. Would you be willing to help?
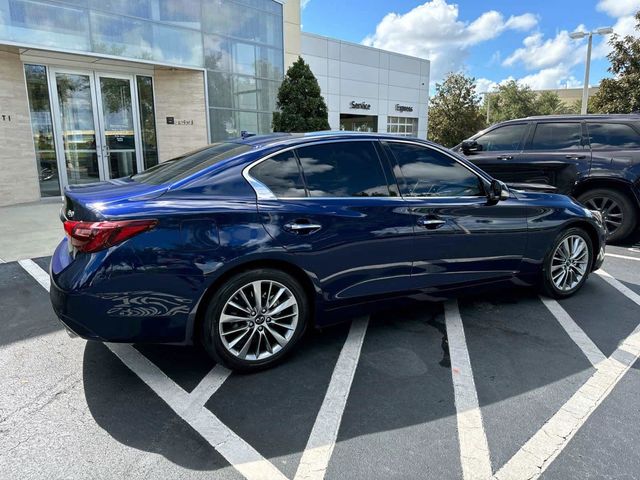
[49,239,194,344]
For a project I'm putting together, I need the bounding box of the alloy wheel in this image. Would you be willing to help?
[583,196,623,237]
[550,235,590,292]
[218,280,299,361]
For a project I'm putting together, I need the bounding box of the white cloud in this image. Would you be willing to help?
[596,0,640,18]
[503,30,583,70]
[362,0,538,81]
[301,0,311,9]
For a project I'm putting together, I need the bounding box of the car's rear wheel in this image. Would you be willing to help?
[542,227,593,299]
[577,188,636,242]
[201,268,308,371]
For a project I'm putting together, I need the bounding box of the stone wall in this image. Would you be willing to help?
[153,68,209,162]
[0,49,40,206]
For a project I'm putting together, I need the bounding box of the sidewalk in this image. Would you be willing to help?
[0,200,62,262]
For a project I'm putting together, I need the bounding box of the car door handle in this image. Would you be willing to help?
[497,155,513,160]
[417,218,446,229]
[565,154,586,160]
[283,222,322,234]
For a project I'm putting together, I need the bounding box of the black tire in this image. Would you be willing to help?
[577,188,637,243]
[201,268,309,372]
[541,227,593,299]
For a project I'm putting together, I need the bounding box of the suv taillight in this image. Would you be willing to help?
[63,219,158,253]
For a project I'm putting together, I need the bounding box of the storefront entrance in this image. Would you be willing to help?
[50,69,144,187]
[25,64,158,197]
[340,114,379,133]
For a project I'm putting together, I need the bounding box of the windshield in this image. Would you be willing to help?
[131,142,252,185]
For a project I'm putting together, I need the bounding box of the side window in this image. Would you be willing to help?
[250,152,306,198]
[296,141,390,197]
[529,122,583,150]
[386,142,483,197]
[587,123,640,149]
[475,124,527,152]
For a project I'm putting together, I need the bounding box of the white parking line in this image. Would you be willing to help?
[597,270,640,307]
[18,259,288,480]
[18,259,50,290]
[540,297,607,368]
[108,344,288,480]
[189,364,232,408]
[444,300,492,480]
[495,271,640,480]
[605,253,640,262]
[294,316,369,480]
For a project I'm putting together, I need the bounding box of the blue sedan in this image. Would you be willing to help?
[50,133,606,371]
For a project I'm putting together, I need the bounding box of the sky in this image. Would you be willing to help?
[300,0,640,93]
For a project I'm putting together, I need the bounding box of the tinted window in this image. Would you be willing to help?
[132,143,251,185]
[296,142,390,197]
[387,143,483,197]
[587,123,640,149]
[251,152,306,197]
[475,124,527,152]
[529,122,583,150]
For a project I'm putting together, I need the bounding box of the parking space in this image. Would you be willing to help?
[1,247,640,479]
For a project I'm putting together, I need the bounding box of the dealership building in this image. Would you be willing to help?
[0,0,430,206]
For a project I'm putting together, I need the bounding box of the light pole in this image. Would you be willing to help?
[570,27,613,114]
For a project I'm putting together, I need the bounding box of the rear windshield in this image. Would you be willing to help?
[131,142,252,185]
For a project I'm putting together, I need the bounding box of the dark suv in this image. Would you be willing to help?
[456,115,640,241]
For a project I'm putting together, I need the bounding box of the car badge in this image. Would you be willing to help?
[67,209,75,218]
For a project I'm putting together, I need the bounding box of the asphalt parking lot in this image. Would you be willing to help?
[1,244,640,480]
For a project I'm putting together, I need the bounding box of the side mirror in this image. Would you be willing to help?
[487,179,510,203]
[461,140,481,154]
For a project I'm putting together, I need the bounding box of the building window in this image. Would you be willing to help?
[24,64,61,198]
[204,0,284,141]
[340,114,378,133]
[387,116,418,137]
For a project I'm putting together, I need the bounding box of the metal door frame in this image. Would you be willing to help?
[47,67,146,189]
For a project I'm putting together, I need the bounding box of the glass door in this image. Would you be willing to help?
[48,69,145,188]
[50,70,103,186]
[95,74,144,178]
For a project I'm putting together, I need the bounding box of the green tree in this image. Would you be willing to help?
[272,57,330,132]
[591,11,640,113]
[490,80,538,122]
[427,73,485,147]
[535,91,567,115]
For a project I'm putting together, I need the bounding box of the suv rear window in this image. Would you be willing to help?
[132,143,251,185]
[529,122,583,150]
[587,123,640,149]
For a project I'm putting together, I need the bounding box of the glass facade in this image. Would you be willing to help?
[1,0,284,141]
[24,64,61,197]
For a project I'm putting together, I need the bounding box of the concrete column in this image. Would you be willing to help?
[153,68,209,162]
[0,49,40,206]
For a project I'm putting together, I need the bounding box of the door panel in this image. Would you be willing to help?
[97,76,139,178]
[260,198,415,300]
[52,72,102,186]
[465,122,529,182]
[384,140,528,290]
[516,122,590,194]
[405,197,528,288]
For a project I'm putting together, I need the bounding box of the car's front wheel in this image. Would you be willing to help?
[542,227,593,299]
[201,268,308,371]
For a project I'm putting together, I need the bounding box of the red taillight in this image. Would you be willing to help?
[63,219,158,253]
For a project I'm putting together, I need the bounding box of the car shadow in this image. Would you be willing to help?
[79,278,635,473]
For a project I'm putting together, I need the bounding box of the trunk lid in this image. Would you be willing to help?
[62,178,167,221]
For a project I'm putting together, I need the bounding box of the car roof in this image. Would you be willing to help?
[499,114,640,124]
[224,131,437,149]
